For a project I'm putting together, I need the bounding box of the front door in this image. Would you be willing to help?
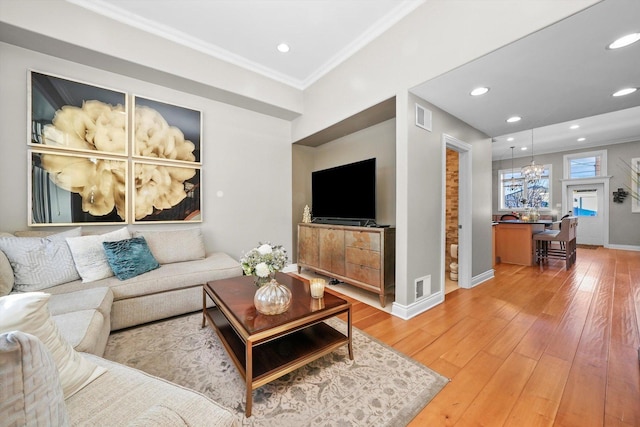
[568,183,604,245]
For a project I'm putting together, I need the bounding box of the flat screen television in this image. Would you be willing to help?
[311,158,376,224]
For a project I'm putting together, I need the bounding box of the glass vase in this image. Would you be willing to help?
[253,278,292,315]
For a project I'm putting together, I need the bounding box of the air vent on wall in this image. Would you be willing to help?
[415,103,432,131]
[415,275,431,300]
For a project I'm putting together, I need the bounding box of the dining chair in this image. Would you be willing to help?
[533,216,578,270]
[500,214,519,221]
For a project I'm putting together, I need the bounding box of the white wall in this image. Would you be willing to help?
[0,42,293,260]
[293,0,598,142]
[0,0,303,120]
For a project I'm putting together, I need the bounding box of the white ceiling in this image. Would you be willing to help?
[69,0,424,89]
[411,0,640,160]
[69,0,640,160]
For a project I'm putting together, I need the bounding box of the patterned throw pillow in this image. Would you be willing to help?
[0,228,81,292]
[66,227,130,283]
[0,292,106,398]
[0,331,70,426]
[102,237,160,281]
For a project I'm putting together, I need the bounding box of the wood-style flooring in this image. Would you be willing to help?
[326,247,640,426]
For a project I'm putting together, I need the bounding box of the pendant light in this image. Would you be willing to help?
[521,129,544,181]
[508,146,520,191]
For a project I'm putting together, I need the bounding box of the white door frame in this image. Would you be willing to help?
[442,134,472,290]
[561,177,610,246]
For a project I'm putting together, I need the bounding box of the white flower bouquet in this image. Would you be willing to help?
[240,242,288,286]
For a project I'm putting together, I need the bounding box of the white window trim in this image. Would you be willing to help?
[498,164,552,212]
[563,149,607,179]
[632,157,640,213]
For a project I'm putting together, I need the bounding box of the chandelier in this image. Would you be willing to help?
[521,129,544,181]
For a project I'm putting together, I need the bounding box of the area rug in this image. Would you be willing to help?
[103,312,448,426]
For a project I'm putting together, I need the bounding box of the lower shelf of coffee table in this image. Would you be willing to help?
[206,307,348,388]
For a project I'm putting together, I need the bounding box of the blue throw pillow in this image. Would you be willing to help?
[102,237,159,281]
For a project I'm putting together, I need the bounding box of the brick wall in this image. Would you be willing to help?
[445,149,459,272]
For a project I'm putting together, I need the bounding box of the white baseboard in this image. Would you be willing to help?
[391,292,444,320]
[605,244,640,252]
[472,269,495,287]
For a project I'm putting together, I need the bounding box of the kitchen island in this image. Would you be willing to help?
[495,220,554,266]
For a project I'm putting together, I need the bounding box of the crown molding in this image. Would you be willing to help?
[67,0,424,90]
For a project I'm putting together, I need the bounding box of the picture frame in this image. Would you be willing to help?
[133,96,202,164]
[132,160,202,223]
[29,150,128,226]
[29,70,128,156]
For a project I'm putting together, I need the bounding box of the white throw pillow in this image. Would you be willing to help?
[0,228,81,291]
[0,331,70,426]
[0,292,106,399]
[66,227,130,283]
[133,228,206,264]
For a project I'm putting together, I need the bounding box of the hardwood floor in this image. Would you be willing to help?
[327,247,640,426]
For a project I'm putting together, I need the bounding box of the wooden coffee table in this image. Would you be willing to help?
[202,273,353,417]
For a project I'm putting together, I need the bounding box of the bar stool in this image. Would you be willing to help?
[533,216,578,270]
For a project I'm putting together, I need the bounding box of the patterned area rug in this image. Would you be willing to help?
[103,312,448,426]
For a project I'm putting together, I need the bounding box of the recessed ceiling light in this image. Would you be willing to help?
[521,147,527,151]
[507,137,514,142]
[608,33,640,49]
[577,137,586,142]
[506,116,522,123]
[277,43,290,53]
[570,124,580,130]
[470,87,489,96]
[613,87,637,97]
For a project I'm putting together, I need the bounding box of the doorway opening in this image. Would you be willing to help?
[442,134,472,292]
[445,148,459,294]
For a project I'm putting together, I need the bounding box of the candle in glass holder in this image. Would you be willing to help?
[309,278,326,299]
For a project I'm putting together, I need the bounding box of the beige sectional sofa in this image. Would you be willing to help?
[0,227,243,426]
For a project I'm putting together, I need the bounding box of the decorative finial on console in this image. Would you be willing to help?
[302,205,312,223]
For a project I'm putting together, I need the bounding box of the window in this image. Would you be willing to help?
[499,165,551,211]
[564,150,607,179]
[572,189,598,216]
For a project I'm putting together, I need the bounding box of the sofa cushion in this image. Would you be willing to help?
[0,292,106,398]
[103,237,160,280]
[66,227,130,283]
[67,354,238,426]
[44,252,242,301]
[133,228,206,264]
[53,309,106,354]
[0,331,69,427]
[0,228,81,292]
[47,287,114,320]
[48,288,113,356]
